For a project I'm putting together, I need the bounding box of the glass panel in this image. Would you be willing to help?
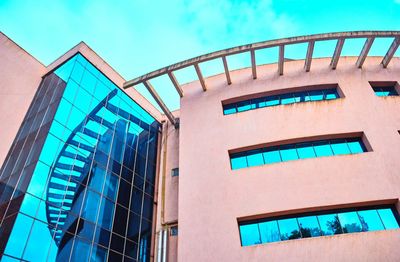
[253,97,266,108]
[373,86,398,96]
[231,155,247,170]
[325,89,339,100]
[259,221,280,243]
[20,193,40,216]
[82,190,101,223]
[263,148,281,164]
[223,104,236,115]
[22,220,53,261]
[309,90,324,101]
[265,96,280,106]
[279,145,298,162]
[313,141,333,157]
[330,140,351,155]
[278,218,301,240]
[98,197,115,230]
[357,210,384,232]
[378,208,400,229]
[4,214,33,258]
[280,94,295,105]
[236,101,252,112]
[103,172,119,202]
[318,214,342,235]
[296,143,316,159]
[91,245,108,262]
[246,150,264,167]
[298,216,321,237]
[239,224,261,246]
[338,211,362,233]
[347,140,364,154]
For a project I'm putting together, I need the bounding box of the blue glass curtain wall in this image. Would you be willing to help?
[0,53,160,262]
[239,205,400,246]
[230,137,367,170]
[223,88,340,115]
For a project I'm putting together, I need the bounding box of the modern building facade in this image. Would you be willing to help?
[1,31,400,261]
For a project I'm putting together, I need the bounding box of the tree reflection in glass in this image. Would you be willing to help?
[259,221,280,243]
[338,212,362,233]
[278,218,301,240]
[318,214,343,235]
[298,216,321,238]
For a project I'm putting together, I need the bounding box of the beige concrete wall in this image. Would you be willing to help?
[0,32,45,167]
[178,56,400,261]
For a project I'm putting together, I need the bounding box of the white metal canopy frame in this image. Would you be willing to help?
[123,31,400,127]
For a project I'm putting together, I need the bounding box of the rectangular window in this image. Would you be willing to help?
[171,168,179,177]
[369,82,399,97]
[170,226,178,236]
[223,86,340,115]
[239,205,400,246]
[230,136,367,170]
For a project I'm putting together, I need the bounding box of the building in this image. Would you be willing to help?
[1,31,400,261]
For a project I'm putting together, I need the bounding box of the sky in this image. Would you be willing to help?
[1,0,400,111]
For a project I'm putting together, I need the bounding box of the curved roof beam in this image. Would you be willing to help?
[124,31,400,127]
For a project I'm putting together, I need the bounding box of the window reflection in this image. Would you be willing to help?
[223,88,340,115]
[298,216,321,237]
[239,206,399,247]
[230,137,367,170]
[240,224,261,246]
[259,221,280,243]
[358,210,384,232]
[1,53,160,262]
[338,212,362,233]
[278,218,301,240]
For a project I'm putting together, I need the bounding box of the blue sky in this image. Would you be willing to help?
[1,0,400,111]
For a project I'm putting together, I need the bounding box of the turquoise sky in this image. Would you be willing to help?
[1,0,400,111]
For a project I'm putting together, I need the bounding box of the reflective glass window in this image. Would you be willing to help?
[223,104,236,115]
[278,218,301,240]
[313,141,333,157]
[263,148,281,164]
[331,140,350,155]
[372,86,398,96]
[246,150,264,167]
[22,220,53,261]
[231,137,367,170]
[4,214,33,258]
[239,224,261,246]
[338,211,362,233]
[378,208,400,230]
[279,145,298,162]
[237,101,252,112]
[265,96,280,106]
[231,155,248,170]
[347,140,365,154]
[0,53,160,261]
[357,210,384,231]
[298,216,321,237]
[281,94,295,105]
[309,90,324,101]
[296,143,316,159]
[318,214,342,235]
[259,221,280,243]
[239,206,399,247]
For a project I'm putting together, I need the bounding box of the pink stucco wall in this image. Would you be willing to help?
[177,56,400,261]
[0,32,45,167]
[154,111,179,261]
